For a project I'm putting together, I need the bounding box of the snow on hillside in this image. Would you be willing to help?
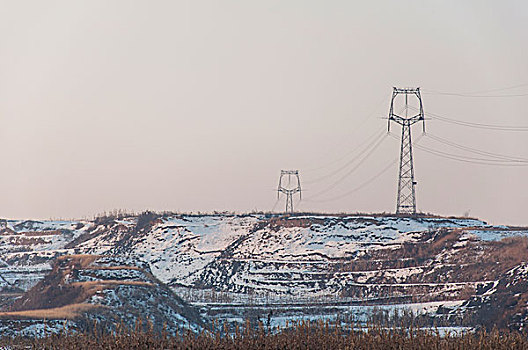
[1,213,527,333]
[0,220,91,253]
[0,220,94,295]
[127,215,260,285]
[231,216,488,260]
[464,228,528,241]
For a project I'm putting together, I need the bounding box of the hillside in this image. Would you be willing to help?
[0,253,202,336]
[1,212,528,334]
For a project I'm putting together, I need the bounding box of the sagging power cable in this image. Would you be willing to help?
[423,83,528,98]
[425,133,528,162]
[303,93,390,173]
[304,133,389,199]
[414,143,528,166]
[303,158,398,203]
[305,132,424,203]
[303,128,386,184]
[407,106,528,131]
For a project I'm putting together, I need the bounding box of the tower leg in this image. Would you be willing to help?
[286,193,294,213]
[396,122,417,215]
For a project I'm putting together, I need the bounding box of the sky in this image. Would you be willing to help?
[0,1,527,225]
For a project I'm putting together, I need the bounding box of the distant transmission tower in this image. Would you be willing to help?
[277,170,302,213]
[388,87,425,215]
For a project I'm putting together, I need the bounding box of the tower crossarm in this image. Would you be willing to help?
[277,170,302,213]
[389,114,424,126]
[278,188,301,195]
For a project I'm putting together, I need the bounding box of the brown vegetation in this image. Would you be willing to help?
[22,230,63,236]
[0,303,101,320]
[7,236,47,245]
[266,217,314,231]
[88,265,142,271]
[7,255,148,313]
[69,280,152,288]
[2,321,528,349]
[56,255,100,269]
[328,229,528,307]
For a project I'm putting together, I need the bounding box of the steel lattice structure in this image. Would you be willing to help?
[277,170,302,213]
[388,87,425,215]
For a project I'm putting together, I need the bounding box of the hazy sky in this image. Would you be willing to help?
[1,1,527,225]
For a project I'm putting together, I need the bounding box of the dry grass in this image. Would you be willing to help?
[8,237,47,245]
[0,303,101,320]
[88,265,142,271]
[22,230,63,236]
[267,217,314,230]
[8,255,150,313]
[69,280,152,288]
[56,254,100,268]
[2,321,528,349]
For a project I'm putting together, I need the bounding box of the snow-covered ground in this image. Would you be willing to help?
[464,229,528,241]
[1,213,526,333]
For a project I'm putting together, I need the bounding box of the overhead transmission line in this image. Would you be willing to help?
[304,132,389,200]
[303,128,386,184]
[297,85,528,207]
[303,158,398,203]
[302,102,423,203]
[414,144,528,166]
[423,91,528,98]
[304,104,408,184]
[397,100,528,166]
[425,133,528,162]
[439,83,528,95]
[387,132,528,166]
[407,106,528,132]
[303,93,390,173]
[423,83,528,98]
[305,132,425,203]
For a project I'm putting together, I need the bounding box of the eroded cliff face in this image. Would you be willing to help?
[1,213,527,334]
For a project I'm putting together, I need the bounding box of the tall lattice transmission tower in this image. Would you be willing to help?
[277,170,302,213]
[388,87,425,215]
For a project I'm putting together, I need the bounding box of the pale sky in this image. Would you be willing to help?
[0,1,527,225]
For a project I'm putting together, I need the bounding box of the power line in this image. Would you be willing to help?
[451,83,528,95]
[386,120,528,167]
[274,85,528,211]
[413,143,528,166]
[429,112,528,131]
[303,93,390,173]
[423,84,528,98]
[306,132,425,204]
[304,133,389,199]
[304,106,408,185]
[407,106,528,131]
[304,100,408,177]
[303,158,398,203]
[303,129,386,184]
[425,133,528,162]
[423,92,528,98]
